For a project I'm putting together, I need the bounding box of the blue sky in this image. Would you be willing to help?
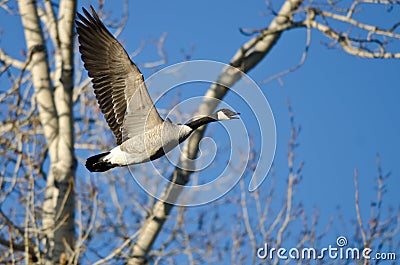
[116,1,400,253]
[87,0,399,255]
[1,0,399,261]
[91,0,400,223]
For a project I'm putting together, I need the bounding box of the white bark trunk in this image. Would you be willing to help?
[18,0,76,263]
[128,0,304,264]
[53,1,76,262]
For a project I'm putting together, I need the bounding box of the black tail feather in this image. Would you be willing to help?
[85,152,117,172]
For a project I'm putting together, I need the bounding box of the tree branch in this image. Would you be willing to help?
[306,7,400,58]
[0,49,25,69]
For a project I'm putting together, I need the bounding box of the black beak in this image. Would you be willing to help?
[232,112,240,119]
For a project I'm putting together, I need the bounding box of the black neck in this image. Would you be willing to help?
[185,116,217,130]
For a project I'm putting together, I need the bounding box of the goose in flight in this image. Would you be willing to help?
[76,6,239,172]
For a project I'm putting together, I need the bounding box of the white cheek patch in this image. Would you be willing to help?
[217,111,230,120]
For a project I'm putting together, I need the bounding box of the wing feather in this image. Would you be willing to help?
[76,6,163,145]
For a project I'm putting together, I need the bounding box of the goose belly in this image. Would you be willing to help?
[118,124,183,165]
[104,146,150,165]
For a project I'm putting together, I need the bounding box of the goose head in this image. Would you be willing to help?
[214,109,240,121]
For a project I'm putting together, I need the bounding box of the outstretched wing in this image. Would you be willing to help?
[76,6,163,145]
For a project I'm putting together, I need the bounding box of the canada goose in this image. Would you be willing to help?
[77,6,239,172]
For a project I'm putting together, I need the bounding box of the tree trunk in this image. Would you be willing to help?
[18,0,77,263]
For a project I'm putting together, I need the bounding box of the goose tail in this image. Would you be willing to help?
[85,152,117,172]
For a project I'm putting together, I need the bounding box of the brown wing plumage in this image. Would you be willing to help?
[76,6,163,145]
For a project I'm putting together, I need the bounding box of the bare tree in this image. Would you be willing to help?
[0,0,76,264]
[0,0,399,264]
